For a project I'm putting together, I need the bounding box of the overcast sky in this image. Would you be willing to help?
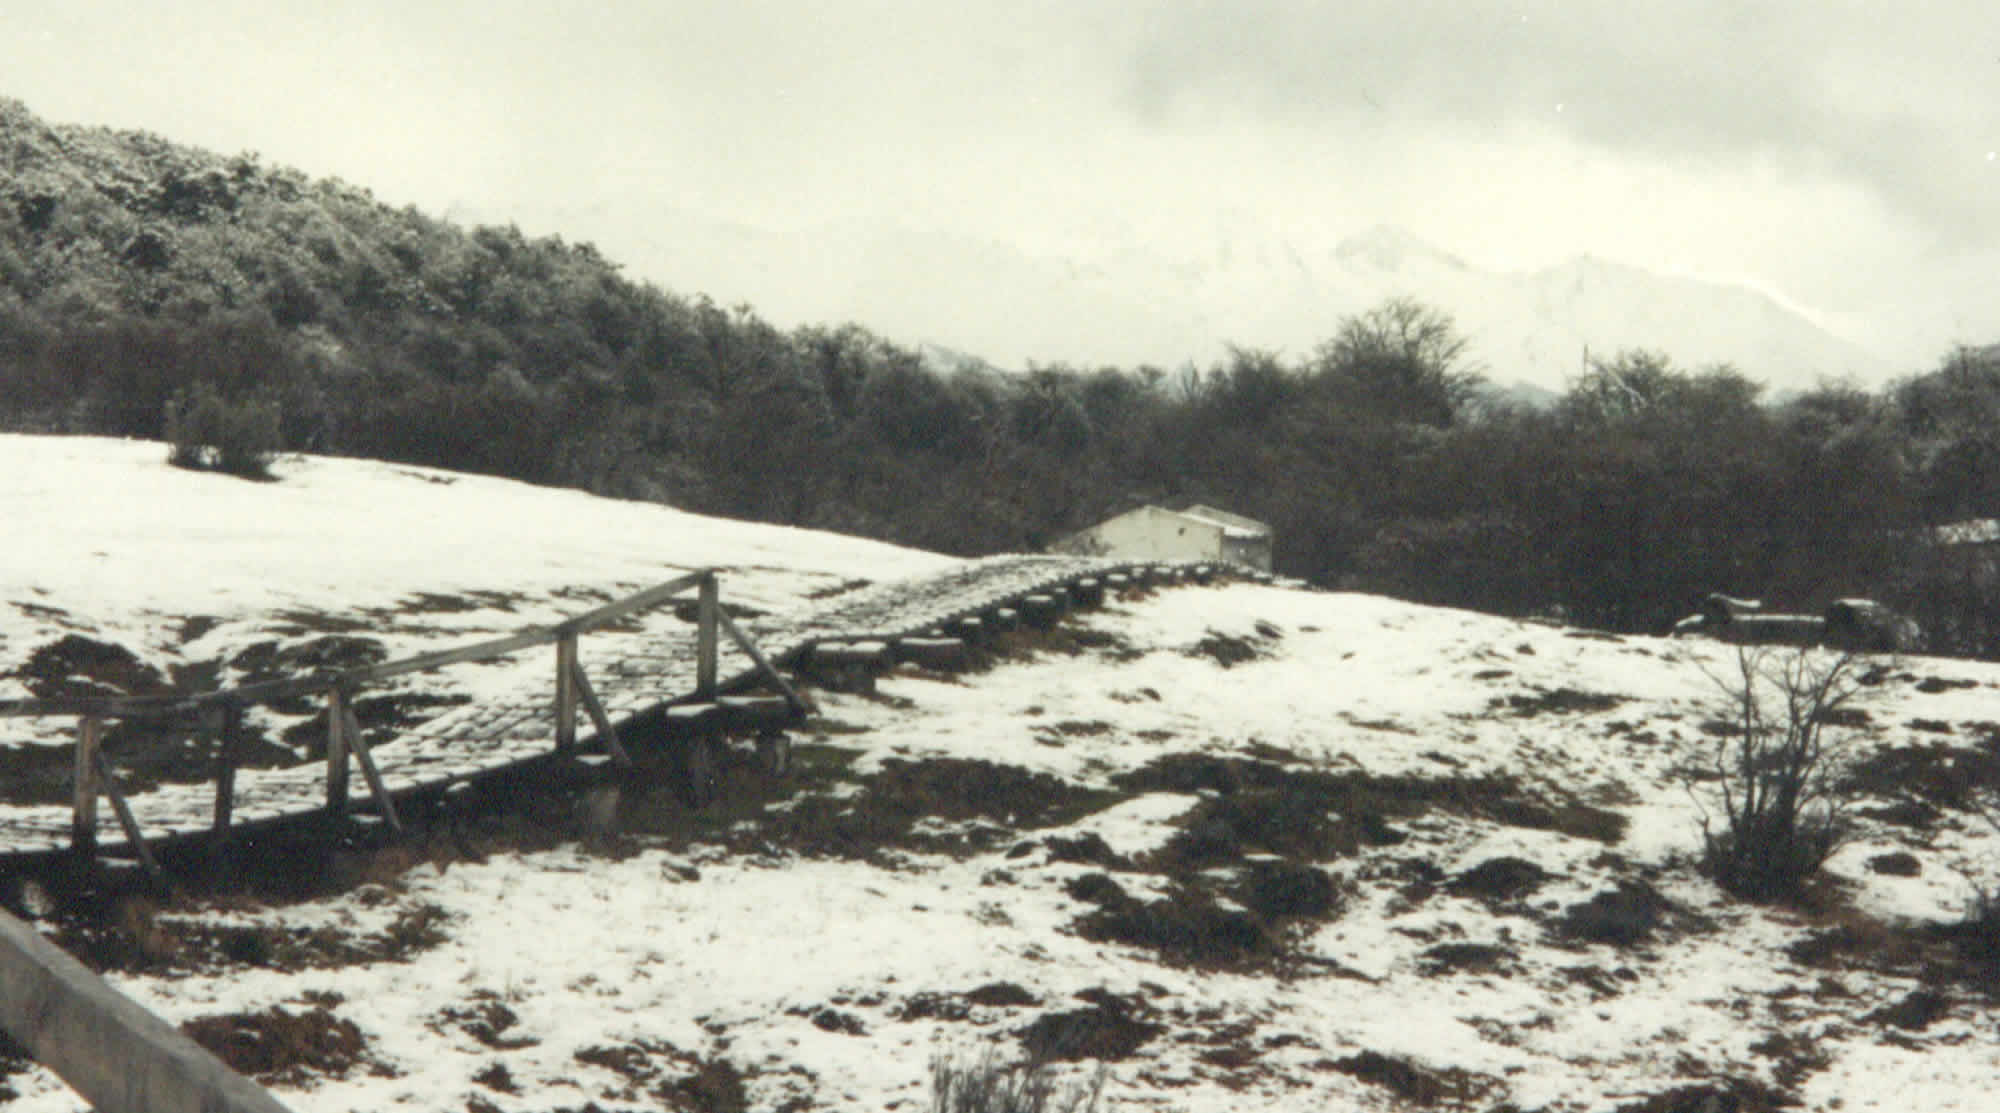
[4,1,1995,375]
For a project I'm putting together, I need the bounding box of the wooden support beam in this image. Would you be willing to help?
[949,616,986,643]
[570,661,632,770]
[0,908,299,1113]
[695,573,719,700]
[717,610,810,716]
[325,687,351,816]
[1018,593,1065,628]
[93,751,159,878]
[554,634,580,751]
[810,641,891,668]
[339,704,402,835]
[892,637,969,671]
[72,716,101,855]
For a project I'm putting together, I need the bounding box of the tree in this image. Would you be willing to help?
[1307,298,1482,427]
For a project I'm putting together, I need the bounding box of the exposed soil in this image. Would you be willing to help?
[12,633,167,701]
[181,1002,385,1085]
[1329,1050,1500,1108]
[1018,990,1163,1062]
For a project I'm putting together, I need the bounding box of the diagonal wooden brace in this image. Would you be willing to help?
[569,660,632,770]
[338,700,403,835]
[92,750,160,878]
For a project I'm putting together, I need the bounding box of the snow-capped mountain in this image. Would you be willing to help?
[492,199,1892,391]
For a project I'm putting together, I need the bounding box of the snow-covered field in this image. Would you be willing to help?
[4,434,2000,1112]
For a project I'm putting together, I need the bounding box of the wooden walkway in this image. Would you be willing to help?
[0,555,1231,865]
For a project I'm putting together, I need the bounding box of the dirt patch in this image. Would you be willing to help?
[1234,859,1342,921]
[1329,1050,1499,1107]
[1494,687,1627,717]
[1865,988,1951,1031]
[1122,754,1626,866]
[65,897,454,976]
[1609,1077,1796,1112]
[1019,991,1163,1062]
[1035,719,1115,746]
[395,590,526,615]
[1071,883,1275,968]
[1418,942,1517,977]
[1554,880,1700,947]
[12,633,167,700]
[1843,740,2000,814]
[1037,831,1128,868]
[1867,851,1922,877]
[1448,856,1553,905]
[1185,631,1265,668]
[182,1002,386,1085]
[572,1039,748,1112]
[759,757,1116,861]
[1914,676,1978,694]
[438,994,539,1050]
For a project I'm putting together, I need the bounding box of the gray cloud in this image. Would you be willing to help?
[1119,1,1998,246]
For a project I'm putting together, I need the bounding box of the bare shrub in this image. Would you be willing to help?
[1694,646,1864,900]
[931,1049,1105,1113]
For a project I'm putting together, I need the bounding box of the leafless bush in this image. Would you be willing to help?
[931,1049,1105,1113]
[1694,646,1864,900]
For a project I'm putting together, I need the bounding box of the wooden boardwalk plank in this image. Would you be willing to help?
[0,557,1190,859]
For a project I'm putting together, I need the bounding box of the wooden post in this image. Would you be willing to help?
[93,751,160,878]
[72,716,102,855]
[325,687,350,815]
[555,633,580,751]
[570,661,632,769]
[211,700,242,841]
[695,572,719,700]
[339,702,403,835]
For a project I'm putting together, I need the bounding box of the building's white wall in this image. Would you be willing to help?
[1051,504,1272,570]
[1053,506,1224,563]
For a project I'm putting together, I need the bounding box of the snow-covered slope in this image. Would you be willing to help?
[3,435,1999,1113]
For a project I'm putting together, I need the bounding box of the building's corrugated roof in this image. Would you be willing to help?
[1179,504,1271,539]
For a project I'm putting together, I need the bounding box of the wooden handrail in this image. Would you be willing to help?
[0,569,721,721]
[554,569,712,637]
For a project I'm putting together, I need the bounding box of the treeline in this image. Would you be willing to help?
[3,98,1999,653]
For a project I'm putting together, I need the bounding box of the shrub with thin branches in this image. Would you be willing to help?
[1694,645,1864,900]
[931,1049,1105,1113]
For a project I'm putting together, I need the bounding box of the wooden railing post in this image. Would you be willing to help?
[696,572,719,700]
[325,686,350,815]
[72,716,101,855]
[555,632,580,750]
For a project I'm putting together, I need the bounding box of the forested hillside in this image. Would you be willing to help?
[4,97,2000,651]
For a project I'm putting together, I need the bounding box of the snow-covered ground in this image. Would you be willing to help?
[4,434,2000,1112]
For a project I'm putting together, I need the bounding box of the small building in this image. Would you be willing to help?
[1048,504,1274,572]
